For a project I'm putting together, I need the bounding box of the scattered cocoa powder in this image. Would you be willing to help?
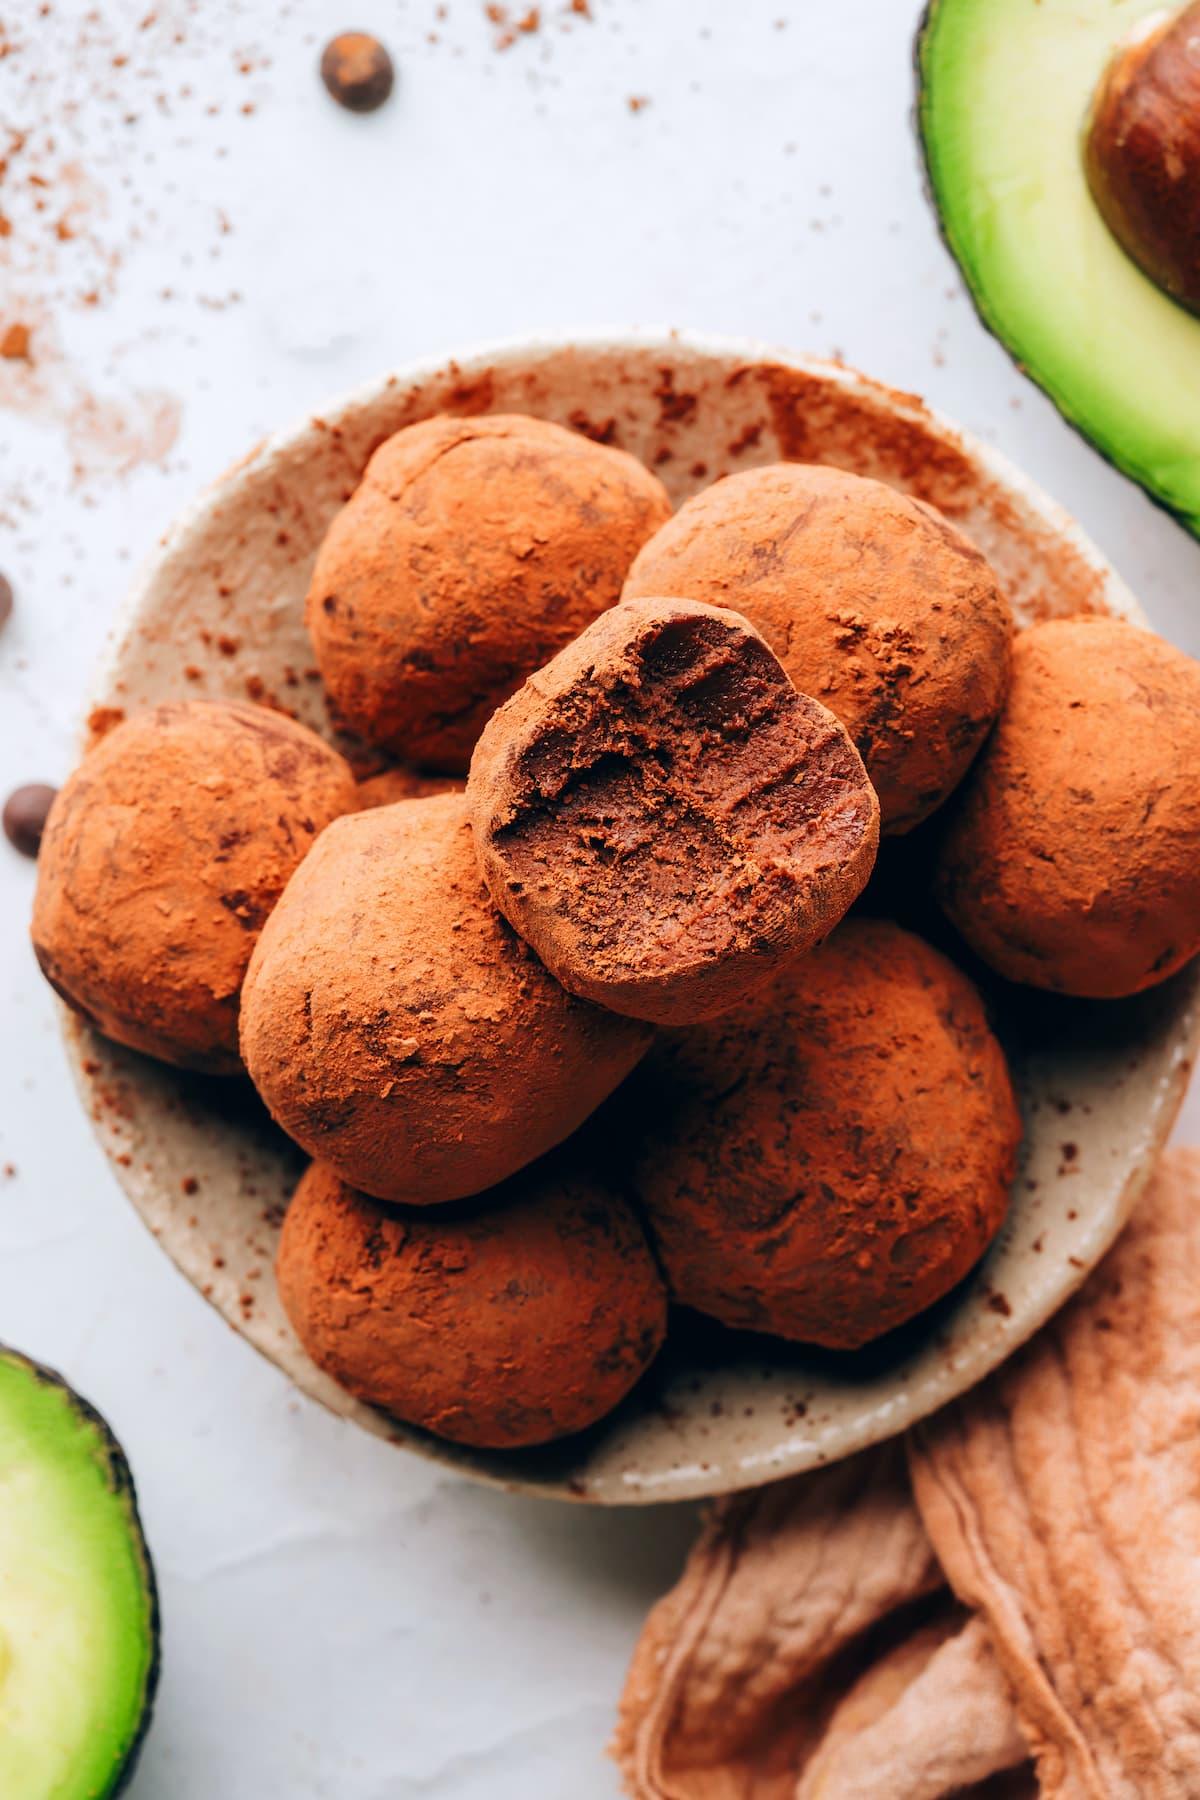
[0,7,290,509]
[567,408,619,444]
[747,362,1108,622]
[484,3,543,49]
[754,364,980,515]
[85,705,126,746]
[0,322,31,361]
[277,1151,667,1448]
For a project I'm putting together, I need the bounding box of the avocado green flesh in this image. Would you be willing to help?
[919,0,1200,536]
[0,1352,157,1799]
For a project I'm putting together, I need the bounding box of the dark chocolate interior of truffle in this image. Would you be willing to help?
[491,611,874,975]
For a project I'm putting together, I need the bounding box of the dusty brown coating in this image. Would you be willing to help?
[307,412,672,771]
[624,463,1014,833]
[934,616,1200,998]
[353,765,464,809]
[468,597,879,1027]
[240,793,652,1203]
[31,700,356,1073]
[625,918,1020,1350]
[277,1156,668,1448]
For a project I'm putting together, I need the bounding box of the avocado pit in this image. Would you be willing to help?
[1085,2,1200,313]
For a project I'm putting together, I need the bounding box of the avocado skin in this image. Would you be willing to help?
[913,0,1200,540]
[0,1348,161,1799]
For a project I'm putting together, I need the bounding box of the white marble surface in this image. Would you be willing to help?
[1,1,1197,1792]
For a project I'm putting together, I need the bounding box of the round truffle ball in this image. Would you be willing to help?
[468,596,879,1026]
[32,700,357,1073]
[307,413,672,770]
[934,616,1200,997]
[353,765,464,809]
[277,1155,668,1448]
[624,462,1013,833]
[625,917,1021,1350]
[240,793,652,1203]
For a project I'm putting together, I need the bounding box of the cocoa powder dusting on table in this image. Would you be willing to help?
[0,322,31,361]
[0,7,277,502]
[484,4,541,49]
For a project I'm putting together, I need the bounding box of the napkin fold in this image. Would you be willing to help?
[615,1147,1200,1800]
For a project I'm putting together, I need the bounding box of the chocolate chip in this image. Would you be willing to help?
[320,33,395,112]
[0,574,12,629]
[3,784,57,858]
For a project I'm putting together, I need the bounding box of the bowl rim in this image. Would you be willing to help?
[84,325,1143,738]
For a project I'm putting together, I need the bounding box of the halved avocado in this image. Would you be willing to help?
[0,1349,159,1798]
[917,0,1200,535]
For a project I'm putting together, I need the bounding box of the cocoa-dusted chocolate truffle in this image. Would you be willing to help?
[277,1155,667,1448]
[353,765,464,810]
[240,793,652,1203]
[624,462,1014,833]
[32,700,356,1073]
[468,596,879,1027]
[934,615,1200,998]
[626,917,1020,1349]
[307,413,672,771]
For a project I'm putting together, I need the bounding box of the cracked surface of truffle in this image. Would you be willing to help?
[239,793,652,1203]
[624,462,1013,833]
[625,917,1020,1349]
[31,700,356,1074]
[306,412,672,770]
[934,616,1200,998]
[468,596,879,1026]
[277,1155,668,1448]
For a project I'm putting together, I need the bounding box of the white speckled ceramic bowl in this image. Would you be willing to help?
[63,332,1200,1504]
